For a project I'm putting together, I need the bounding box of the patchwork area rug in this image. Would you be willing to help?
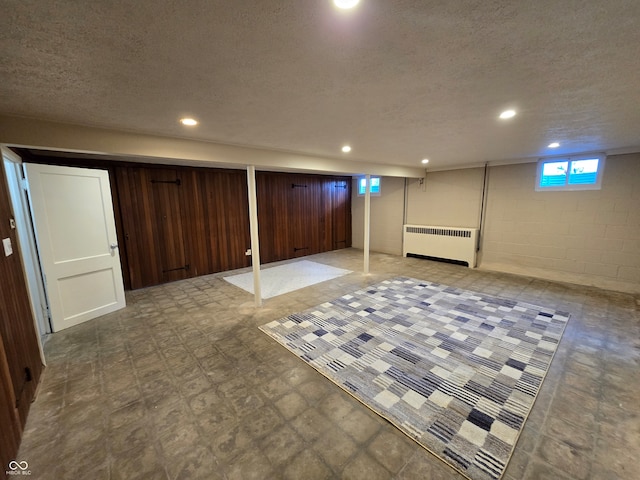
[224,260,351,299]
[259,277,570,480]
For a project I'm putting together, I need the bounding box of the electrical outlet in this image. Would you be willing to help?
[3,238,13,257]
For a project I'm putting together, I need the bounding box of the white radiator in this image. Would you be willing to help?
[402,224,478,268]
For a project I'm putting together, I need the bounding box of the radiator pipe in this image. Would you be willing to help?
[402,177,408,226]
[478,163,489,252]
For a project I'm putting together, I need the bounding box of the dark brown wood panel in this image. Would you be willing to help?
[180,170,209,277]
[181,168,251,275]
[257,173,292,263]
[0,163,43,467]
[0,332,21,474]
[149,169,189,283]
[298,176,330,256]
[257,172,351,263]
[109,169,131,290]
[332,178,352,249]
[116,165,253,289]
[116,167,189,287]
[310,176,332,254]
[290,179,312,258]
[116,167,163,289]
[31,157,352,290]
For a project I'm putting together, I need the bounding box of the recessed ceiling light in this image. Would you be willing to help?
[548,142,560,148]
[421,159,429,164]
[180,118,198,126]
[342,145,352,153]
[334,0,360,9]
[499,110,517,120]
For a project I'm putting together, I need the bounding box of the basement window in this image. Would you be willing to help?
[358,177,381,196]
[535,154,605,191]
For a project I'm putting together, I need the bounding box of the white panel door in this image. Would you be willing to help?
[25,163,126,331]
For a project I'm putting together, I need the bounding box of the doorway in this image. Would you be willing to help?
[24,162,127,332]
[2,148,49,360]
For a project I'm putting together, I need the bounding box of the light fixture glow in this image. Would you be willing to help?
[499,110,517,119]
[333,0,360,9]
[548,142,560,148]
[180,118,198,126]
[421,158,429,164]
[342,145,352,153]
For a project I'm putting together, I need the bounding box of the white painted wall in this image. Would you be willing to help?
[352,176,406,255]
[480,153,640,292]
[351,153,640,293]
[352,169,486,257]
[406,168,485,227]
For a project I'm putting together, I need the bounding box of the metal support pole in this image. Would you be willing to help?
[363,174,371,274]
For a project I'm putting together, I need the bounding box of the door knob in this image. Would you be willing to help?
[110,243,119,250]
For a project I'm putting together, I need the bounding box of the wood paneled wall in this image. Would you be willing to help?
[115,166,251,289]
[12,151,352,291]
[114,165,351,289]
[181,168,251,275]
[331,177,352,251]
[0,164,43,470]
[116,167,191,288]
[0,332,21,477]
[256,173,351,264]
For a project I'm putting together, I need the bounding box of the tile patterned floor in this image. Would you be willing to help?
[17,249,640,480]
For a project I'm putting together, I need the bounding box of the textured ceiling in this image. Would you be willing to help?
[1,0,639,170]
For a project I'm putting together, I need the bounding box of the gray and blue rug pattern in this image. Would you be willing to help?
[259,277,570,480]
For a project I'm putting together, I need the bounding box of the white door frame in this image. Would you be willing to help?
[1,147,48,364]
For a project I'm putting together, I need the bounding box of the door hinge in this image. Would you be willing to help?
[15,367,33,408]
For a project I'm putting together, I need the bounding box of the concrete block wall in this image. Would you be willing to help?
[480,153,640,292]
[352,176,405,256]
[350,152,640,293]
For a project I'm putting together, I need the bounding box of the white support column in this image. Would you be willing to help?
[363,174,371,274]
[246,165,262,307]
